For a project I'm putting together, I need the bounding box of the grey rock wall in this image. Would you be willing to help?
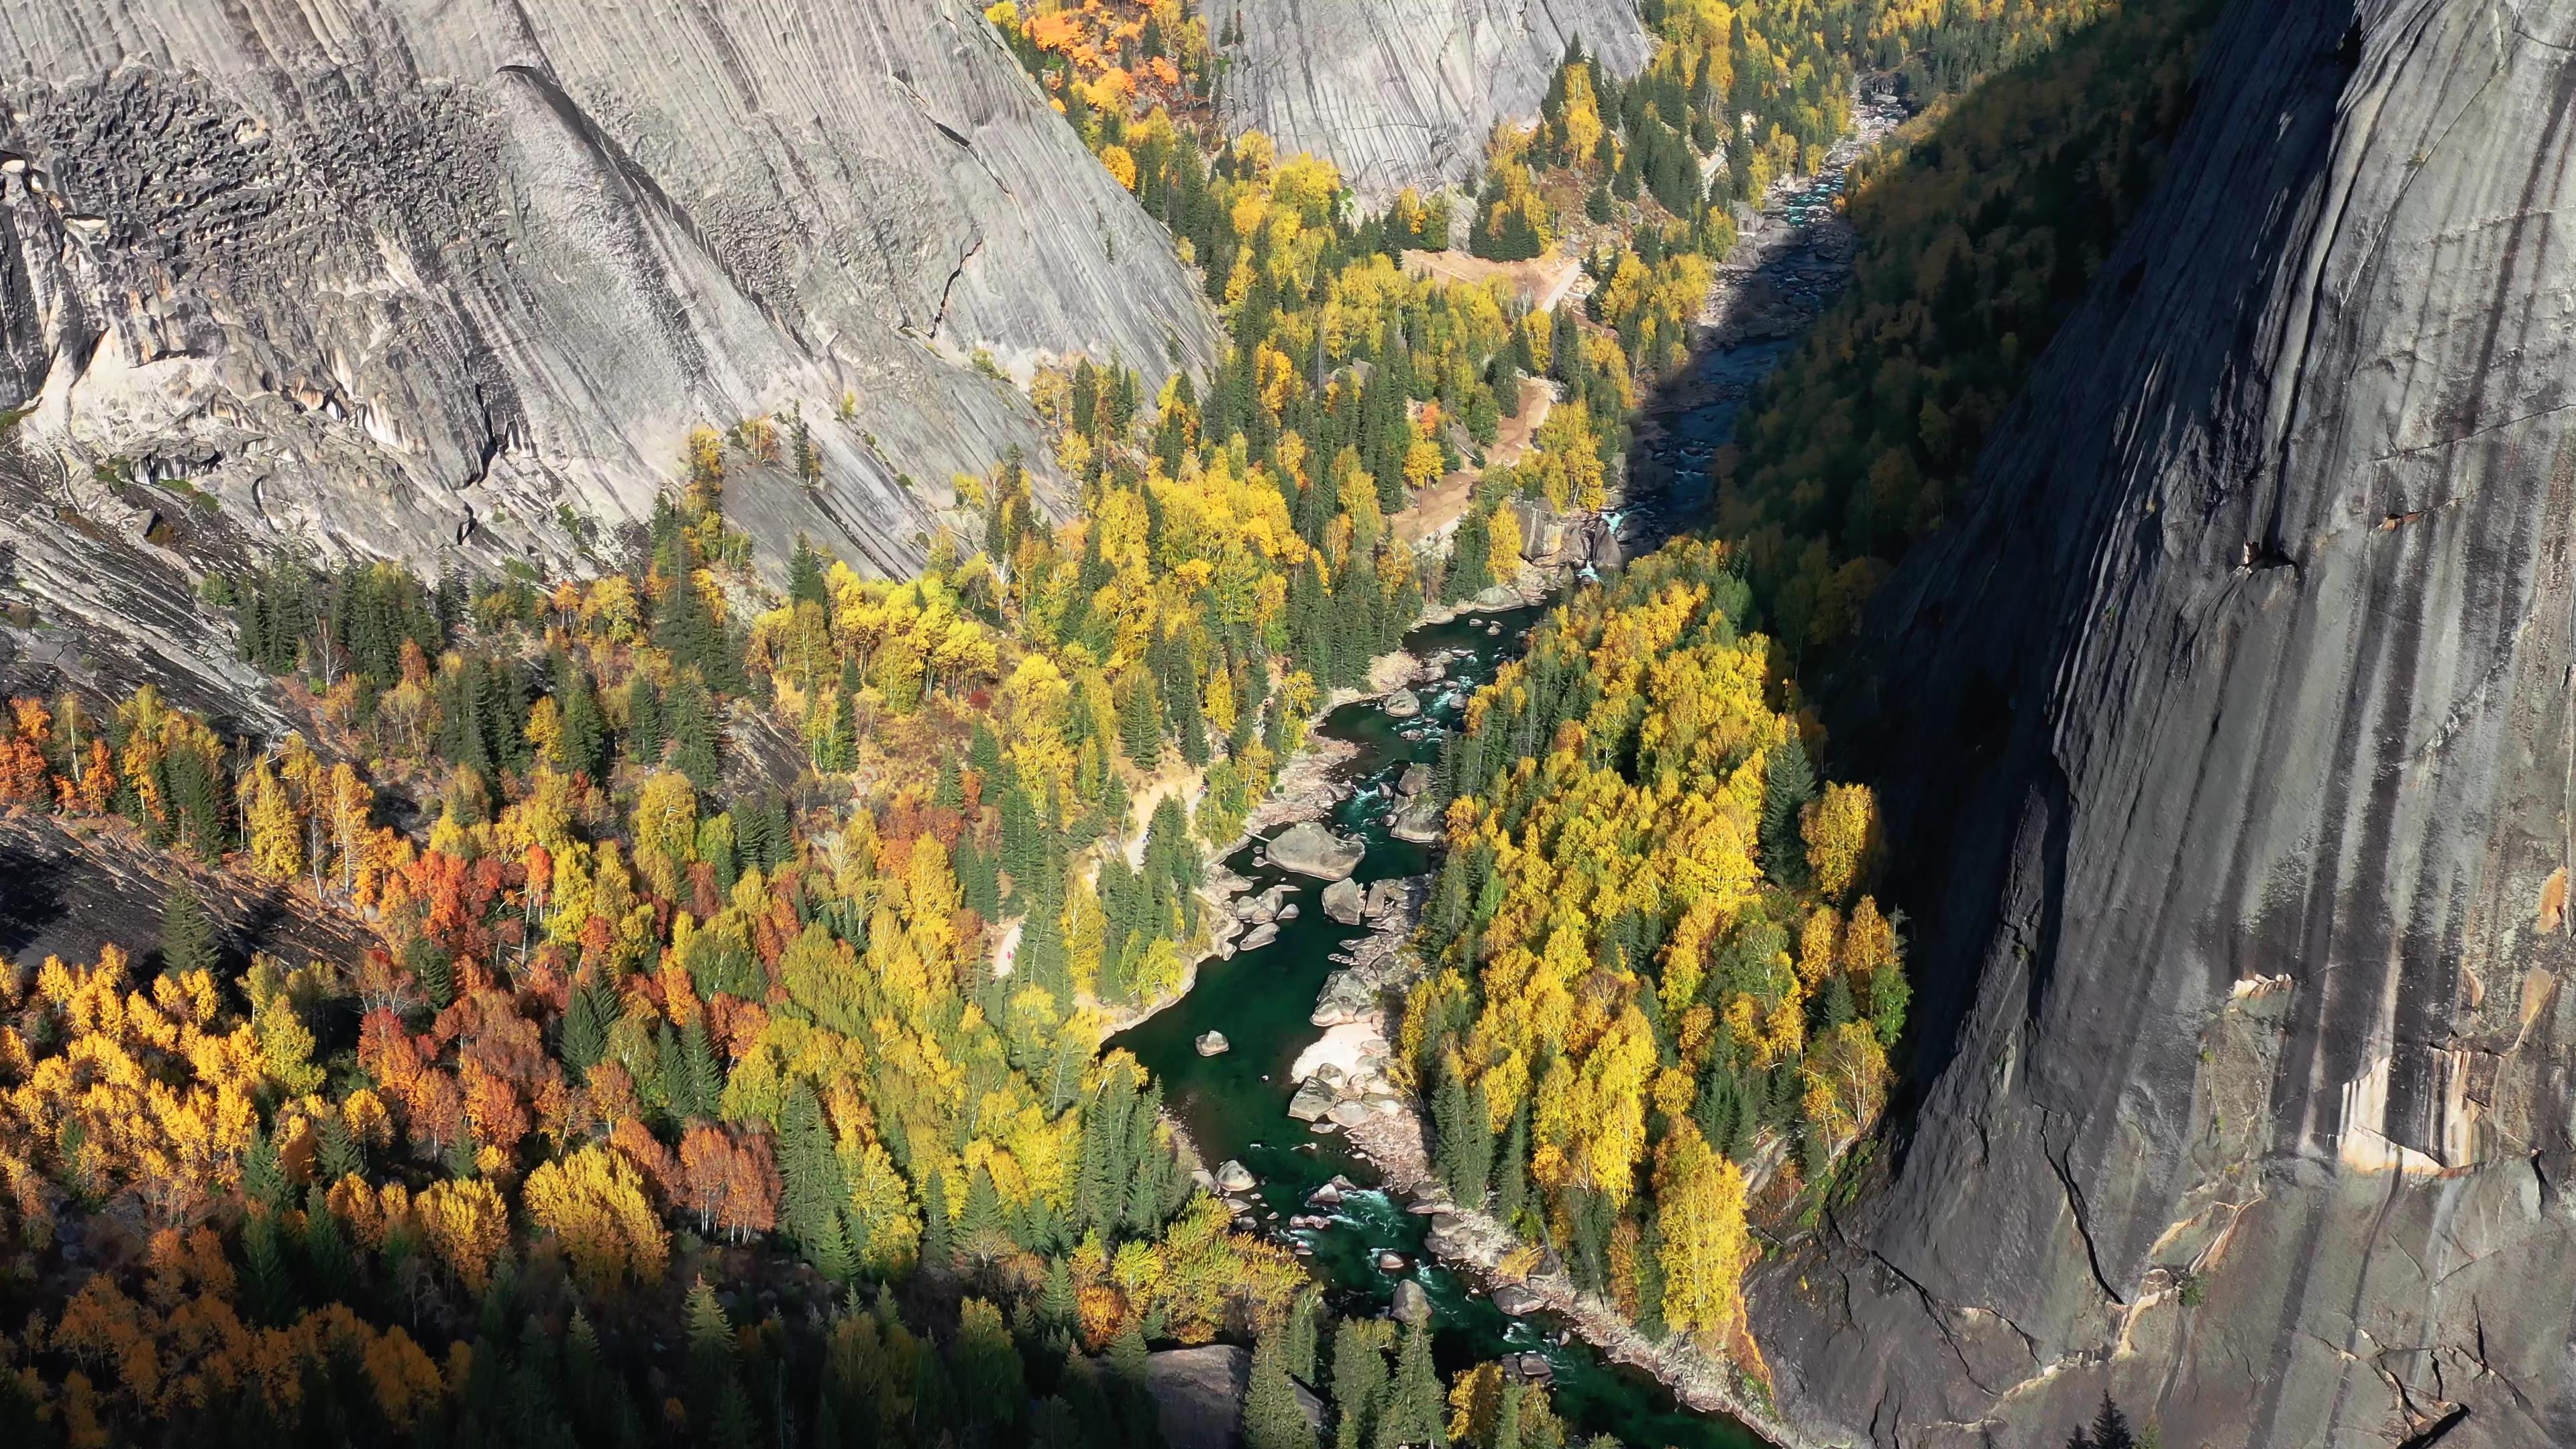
[1215,0,1649,203]
[0,0,1218,613]
[1756,2,2576,1447]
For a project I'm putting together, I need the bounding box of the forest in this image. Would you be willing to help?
[0,0,2222,1443]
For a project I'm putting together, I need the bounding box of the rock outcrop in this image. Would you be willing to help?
[1759,3,2576,1448]
[0,0,1218,694]
[1216,0,1650,203]
[1265,820,1363,879]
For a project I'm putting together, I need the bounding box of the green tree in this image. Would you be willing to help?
[1246,1333,1317,1449]
[160,878,217,977]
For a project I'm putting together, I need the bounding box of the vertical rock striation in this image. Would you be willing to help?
[1215,0,1650,204]
[1757,1,2576,1446]
[0,0,1217,614]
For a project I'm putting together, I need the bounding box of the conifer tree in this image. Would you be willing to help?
[561,977,608,1076]
[629,676,666,767]
[160,878,217,977]
[1760,734,1817,883]
[680,1018,723,1122]
[919,1169,953,1267]
[1246,1334,1316,1449]
[668,671,723,791]
[1330,1320,1389,1449]
[1377,1320,1445,1448]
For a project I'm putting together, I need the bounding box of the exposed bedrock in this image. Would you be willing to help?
[0,0,1218,629]
[1753,2,2576,1446]
[1216,0,1650,204]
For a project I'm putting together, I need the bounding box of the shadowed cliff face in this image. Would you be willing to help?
[0,0,1218,637]
[1216,0,1650,204]
[1755,1,2576,1446]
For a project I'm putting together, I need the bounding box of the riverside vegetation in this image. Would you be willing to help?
[0,0,2218,1444]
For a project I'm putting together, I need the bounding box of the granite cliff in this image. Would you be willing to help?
[0,0,1216,706]
[1216,0,1649,203]
[1758,1,2576,1446]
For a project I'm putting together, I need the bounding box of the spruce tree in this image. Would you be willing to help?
[655,1022,692,1118]
[1245,1335,1317,1449]
[789,535,829,608]
[160,879,217,977]
[629,676,666,767]
[684,1278,737,1407]
[553,651,607,778]
[919,1169,953,1267]
[680,1018,723,1121]
[1377,1320,1444,1448]
[667,672,723,791]
[301,1191,355,1303]
[560,978,608,1076]
[780,1086,855,1279]
[1760,734,1816,883]
[317,1112,365,1181]
[1330,1321,1389,1449]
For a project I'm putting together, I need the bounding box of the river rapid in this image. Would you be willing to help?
[1109,89,1908,1449]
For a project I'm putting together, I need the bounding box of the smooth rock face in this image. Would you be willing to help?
[1321,877,1364,924]
[1758,4,2576,1448]
[1218,0,1649,203]
[0,0,1217,624]
[1266,820,1364,879]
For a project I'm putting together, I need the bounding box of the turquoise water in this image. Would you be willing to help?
[1114,606,1766,1449]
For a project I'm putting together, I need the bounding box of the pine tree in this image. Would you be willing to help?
[160,878,217,977]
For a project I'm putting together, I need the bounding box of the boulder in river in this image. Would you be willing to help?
[1363,878,1412,921]
[1238,922,1280,951]
[1287,1079,1336,1122]
[1265,821,1364,879]
[1321,878,1364,924]
[1277,902,1299,920]
[1194,1031,1229,1057]
[1389,796,1443,844]
[1492,1285,1542,1317]
[1214,1160,1255,1193]
[1383,688,1421,718]
[1396,763,1432,796]
[1377,1252,1406,1272]
[1392,1279,1432,1325]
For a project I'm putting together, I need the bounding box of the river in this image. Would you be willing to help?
[1110,89,1906,1449]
